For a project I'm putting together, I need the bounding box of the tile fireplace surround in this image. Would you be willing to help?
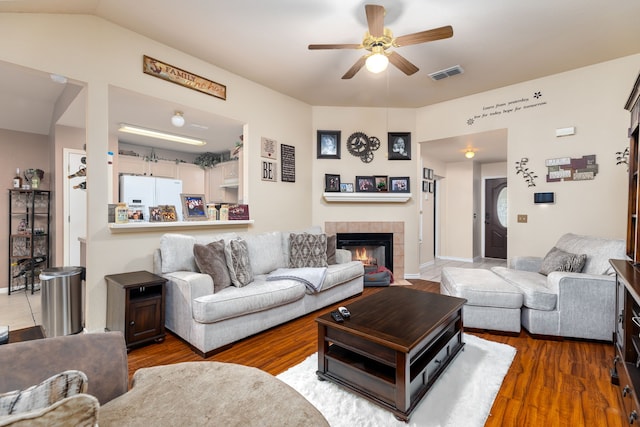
[325,221,404,279]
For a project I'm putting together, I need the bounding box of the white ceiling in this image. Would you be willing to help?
[1,0,639,160]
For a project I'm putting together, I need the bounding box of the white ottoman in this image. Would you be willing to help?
[440,267,524,333]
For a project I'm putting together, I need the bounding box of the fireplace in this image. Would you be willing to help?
[326,222,404,280]
[336,233,393,272]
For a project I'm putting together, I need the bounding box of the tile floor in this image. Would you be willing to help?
[1,289,41,331]
[1,257,506,332]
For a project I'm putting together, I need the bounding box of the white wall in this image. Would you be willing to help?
[0,14,313,331]
[417,55,640,258]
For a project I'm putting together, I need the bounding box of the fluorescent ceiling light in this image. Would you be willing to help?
[119,124,206,146]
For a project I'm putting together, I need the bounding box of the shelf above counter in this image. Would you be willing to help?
[323,192,412,203]
[108,219,254,233]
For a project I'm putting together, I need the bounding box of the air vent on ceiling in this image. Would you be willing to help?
[428,65,464,81]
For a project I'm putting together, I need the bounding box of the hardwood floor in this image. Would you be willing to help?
[127,280,625,426]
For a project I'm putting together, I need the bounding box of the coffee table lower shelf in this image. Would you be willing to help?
[317,330,464,421]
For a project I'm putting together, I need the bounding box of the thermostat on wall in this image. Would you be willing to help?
[534,192,555,204]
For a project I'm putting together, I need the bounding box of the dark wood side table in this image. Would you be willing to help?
[104,270,166,350]
[7,325,45,343]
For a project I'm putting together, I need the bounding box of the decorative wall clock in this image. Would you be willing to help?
[347,132,381,163]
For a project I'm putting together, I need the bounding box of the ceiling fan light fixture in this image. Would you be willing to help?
[365,46,389,74]
[171,111,185,127]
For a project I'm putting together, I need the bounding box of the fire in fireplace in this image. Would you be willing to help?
[336,233,393,272]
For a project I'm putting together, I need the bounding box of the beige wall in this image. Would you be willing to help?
[0,129,50,287]
[0,14,313,331]
[417,55,640,258]
[1,12,639,331]
[311,106,421,277]
[441,161,475,260]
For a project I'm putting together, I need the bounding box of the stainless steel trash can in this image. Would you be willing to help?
[40,266,85,337]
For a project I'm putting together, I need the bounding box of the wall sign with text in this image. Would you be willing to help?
[261,137,277,159]
[281,144,295,183]
[546,155,598,182]
[261,160,277,182]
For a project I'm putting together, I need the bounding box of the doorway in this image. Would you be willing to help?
[63,149,87,266]
[484,177,507,259]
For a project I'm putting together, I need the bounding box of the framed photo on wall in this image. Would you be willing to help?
[324,174,341,192]
[317,130,341,159]
[181,194,207,221]
[356,176,376,192]
[423,168,434,180]
[389,176,410,193]
[388,132,411,160]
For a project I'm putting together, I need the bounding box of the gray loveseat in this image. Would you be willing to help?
[491,233,625,341]
[153,228,364,357]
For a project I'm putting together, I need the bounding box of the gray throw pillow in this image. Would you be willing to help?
[539,246,587,276]
[326,234,337,265]
[193,240,232,293]
[289,233,328,268]
[224,238,254,287]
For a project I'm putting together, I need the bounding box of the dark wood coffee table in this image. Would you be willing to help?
[316,287,466,421]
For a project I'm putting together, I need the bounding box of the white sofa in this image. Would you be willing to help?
[153,228,364,357]
[491,233,625,341]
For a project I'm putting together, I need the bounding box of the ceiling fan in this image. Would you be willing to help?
[308,4,453,79]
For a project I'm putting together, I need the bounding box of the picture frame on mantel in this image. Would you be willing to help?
[388,132,411,160]
[317,130,341,159]
[356,176,376,192]
[324,174,341,192]
[374,175,388,192]
[340,183,354,192]
[390,176,410,193]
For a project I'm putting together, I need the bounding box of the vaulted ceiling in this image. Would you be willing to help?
[1,0,639,158]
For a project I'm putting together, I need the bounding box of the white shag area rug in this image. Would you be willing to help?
[277,334,515,427]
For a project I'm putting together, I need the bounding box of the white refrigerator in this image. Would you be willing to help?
[119,176,183,221]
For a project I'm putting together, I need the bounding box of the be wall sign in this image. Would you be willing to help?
[262,161,277,182]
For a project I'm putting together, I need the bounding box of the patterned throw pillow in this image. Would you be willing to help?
[289,233,328,268]
[224,238,254,287]
[193,240,232,292]
[326,235,337,265]
[0,394,98,427]
[539,247,587,276]
[0,370,88,416]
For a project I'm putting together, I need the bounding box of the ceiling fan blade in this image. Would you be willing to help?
[308,43,361,50]
[365,4,385,37]
[388,51,419,76]
[342,56,367,79]
[394,25,453,47]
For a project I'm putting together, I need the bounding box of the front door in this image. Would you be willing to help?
[485,178,507,259]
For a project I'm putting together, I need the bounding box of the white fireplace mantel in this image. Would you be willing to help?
[322,192,412,203]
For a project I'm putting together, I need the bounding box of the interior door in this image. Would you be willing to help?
[485,178,507,259]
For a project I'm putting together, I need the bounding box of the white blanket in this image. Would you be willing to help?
[267,267,327,293]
